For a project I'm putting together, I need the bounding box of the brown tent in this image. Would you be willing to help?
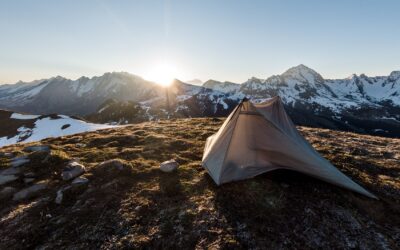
[202,96,377,199]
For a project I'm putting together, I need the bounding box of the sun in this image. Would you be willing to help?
[143,61,179,86]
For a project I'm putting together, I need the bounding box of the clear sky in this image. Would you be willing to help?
[1,0,399,84]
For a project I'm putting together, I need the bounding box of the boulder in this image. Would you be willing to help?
[0,175,18,185]
[61,161,86,181]
[24,145,50,153]
[11,156,30,167]
[13,183,47,201]
[160,159,179,173]
[0,186,17,199]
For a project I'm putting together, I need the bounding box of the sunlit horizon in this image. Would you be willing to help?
[141,60,181,86]
[0,1,399,84]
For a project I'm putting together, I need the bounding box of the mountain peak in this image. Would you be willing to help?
[282,64,323,83]
[202,79,221,87]
[284,64,317,75]
[53,75,67,81]
[388,71,400,81]
[244,77,263,84]
[185,79,203,85]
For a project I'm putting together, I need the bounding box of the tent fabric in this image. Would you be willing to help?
[202,96,377,199]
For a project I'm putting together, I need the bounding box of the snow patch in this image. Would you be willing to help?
[0,116,116,147]
[10,113,40,120]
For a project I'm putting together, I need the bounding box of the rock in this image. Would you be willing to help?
[97,159,125,171]
[61,161,86,181]
[0,152,14,158]
[0,186,17,199]
[72,177,89,185]
[13,183,47,201]
[11,156,30,167]
[24,145,50,153]
[281,183,290,188]
[101,180,119,189]
[76,143,86,148]
[55,185,76,205]
[24,178,35,184]
[55,188,65,204]
[55,217,67,224]
[160,159,179,173]
[24,172,36,178]
[0,175,18,185]
[0,166,23,175]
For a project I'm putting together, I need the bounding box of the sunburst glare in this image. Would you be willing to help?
[143,61,180,86]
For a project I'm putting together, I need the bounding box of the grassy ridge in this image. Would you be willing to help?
[0,118,399,249]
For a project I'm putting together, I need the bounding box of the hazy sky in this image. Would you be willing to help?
[1,0,399,84]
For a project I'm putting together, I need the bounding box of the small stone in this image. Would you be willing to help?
[0,186,17,199]
[24,172,36,178]
[55,189,64,204]
[97,159,125,171]
[13,183,47,201]
[135,206,141,211]
[0,152,14,158]
[281,183,289,188]
[11,156,30,167]
[101,180,119,189]
[71,177,89,185]
[0,175,18,185]
[24,145,50,153]
[55,217,67,224]
[76,143,86,148]
[160,159,179,173]
[24,178,35,184]
[0,167,23,175]
[61,161,86,181]
[305,208,313,214]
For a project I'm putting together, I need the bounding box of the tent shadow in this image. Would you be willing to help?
[212,169,360,247]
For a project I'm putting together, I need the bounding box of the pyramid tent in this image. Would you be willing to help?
[202,96,377,199]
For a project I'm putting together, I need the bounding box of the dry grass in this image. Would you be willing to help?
[0,118,399,249]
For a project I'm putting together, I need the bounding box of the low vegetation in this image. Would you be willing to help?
[0,118,399,249]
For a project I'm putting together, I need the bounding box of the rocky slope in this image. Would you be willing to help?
[0,118,399,249]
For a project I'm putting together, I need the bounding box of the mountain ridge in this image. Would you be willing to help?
[0,65,399,137]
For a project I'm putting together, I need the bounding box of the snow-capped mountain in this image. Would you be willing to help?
[0,65,399,137]
[0,110,115,147]
[202,80,240,94]
[185,79,203,86]
[210,64,400,111]
[0,72,162,115]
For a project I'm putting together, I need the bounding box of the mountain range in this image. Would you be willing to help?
[0,64,399,137]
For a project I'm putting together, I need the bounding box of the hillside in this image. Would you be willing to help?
[0,118,399,249]
[0,110,114,147]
